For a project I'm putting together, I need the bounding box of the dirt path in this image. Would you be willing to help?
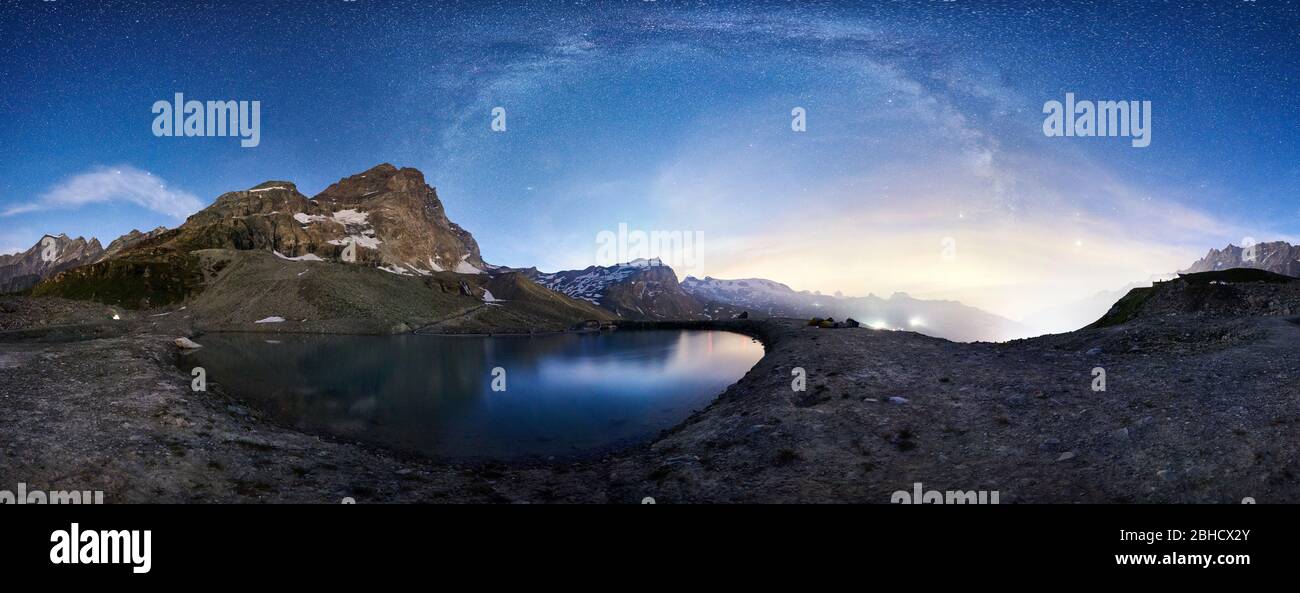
[412,304,490,334]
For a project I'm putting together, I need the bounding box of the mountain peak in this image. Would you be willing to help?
[622,257,663,268]
[315,163,431,203]
[248,181,299,193]
[38,234,98,248]
[101,226,170,260]
[535,259,704,319]
[306,164,483,272]
[365,162,398,174]
[358,162,426,185]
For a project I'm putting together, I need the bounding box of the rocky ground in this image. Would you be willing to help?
[2,294,1299,503]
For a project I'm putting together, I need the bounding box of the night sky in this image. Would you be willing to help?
[1,0,1297,321]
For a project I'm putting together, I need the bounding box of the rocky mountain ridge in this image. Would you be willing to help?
[527,258,724,320]
[28,165,584,325]
[1182,240,1300,277]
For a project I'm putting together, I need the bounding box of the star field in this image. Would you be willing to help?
[1,0,1297,321]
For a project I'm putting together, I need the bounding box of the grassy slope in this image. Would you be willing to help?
[1086,286,1155,329]
[32,250,203,309]
[415,272,615,333]
[187,250,611,334]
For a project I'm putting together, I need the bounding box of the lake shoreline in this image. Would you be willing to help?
[4,295,1300,503]
[180,328,764,462]
[0,297,781,502]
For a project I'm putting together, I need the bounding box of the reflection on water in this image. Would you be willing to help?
[185,330,763,461]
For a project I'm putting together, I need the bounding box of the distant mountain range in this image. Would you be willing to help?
[10,163,1283,341]
[1181,241,1300,277]
[0,226,169,294]
[681,275,1032,342]
[0,235,103,294]
[502,258,1027,341]
[527,258,725,321]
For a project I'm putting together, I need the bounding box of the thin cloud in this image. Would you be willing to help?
[2,165,202,220]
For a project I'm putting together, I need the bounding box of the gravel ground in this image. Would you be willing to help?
[2,296,1298,503]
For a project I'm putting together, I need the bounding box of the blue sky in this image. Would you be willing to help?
[1,0,1297,319]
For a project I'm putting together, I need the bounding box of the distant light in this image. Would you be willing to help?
[111,313,120,320]
[908,317,924,327]
[869,320,888,329]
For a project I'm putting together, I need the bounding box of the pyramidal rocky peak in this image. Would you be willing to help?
[311,163,486,275]
[146,163,488,277]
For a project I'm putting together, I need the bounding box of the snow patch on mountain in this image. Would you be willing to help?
[327,235,382,249]
[332,209,369,225]
[455,254,484,274]
[273,250,323,262]
[682,276,799,301]
[378,265,413,276]
[625,257,663,268]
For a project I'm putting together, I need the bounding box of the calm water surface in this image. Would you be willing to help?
[185,330,763,460]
